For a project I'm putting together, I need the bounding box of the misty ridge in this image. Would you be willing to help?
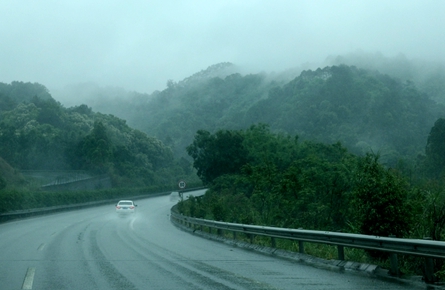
[1,51,445,177]
[50,52,445,164]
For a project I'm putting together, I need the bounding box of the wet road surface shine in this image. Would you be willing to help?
[0,191,423,289]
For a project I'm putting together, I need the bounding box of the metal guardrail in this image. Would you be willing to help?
[0,190,172,223]
[0,187,206,223]
[170,210,445,283]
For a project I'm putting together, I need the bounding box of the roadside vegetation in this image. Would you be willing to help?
[179,124,445,278]
[0,81,201,213]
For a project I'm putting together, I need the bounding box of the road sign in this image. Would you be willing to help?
[178,180,186,189]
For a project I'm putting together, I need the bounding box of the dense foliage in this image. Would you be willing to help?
[326,52,445,105]
[78,62,444,168]
[352,153,411,238]
[251,66,439,164]
[0,82,195,188]
[181,124,445,275]
[183,125,414,236]
[186,129,250,184]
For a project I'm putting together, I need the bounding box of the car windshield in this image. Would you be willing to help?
[119,201,133,206]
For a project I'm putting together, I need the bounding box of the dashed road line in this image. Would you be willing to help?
[37,243,45,251]
[22,267,35,290]
[130,217,136,230]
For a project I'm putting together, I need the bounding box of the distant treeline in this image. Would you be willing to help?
[80,60,445,168]
[0,81,198,189]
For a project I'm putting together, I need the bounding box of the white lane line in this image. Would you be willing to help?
[37,243,45,251]
[22,267,35,290]
[130,217,136,230]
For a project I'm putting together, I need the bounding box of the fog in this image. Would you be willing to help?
[0,0,443,102]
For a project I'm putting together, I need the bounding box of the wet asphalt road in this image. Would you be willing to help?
[0,190,425,289]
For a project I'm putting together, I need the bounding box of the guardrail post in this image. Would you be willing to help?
[388,235,399,277]
[299,240,304,254]
[337,245,344,260]
[389,253,398,276]
[423,237,436,283]
[424,256,435,283]
[233,231,237,240]
[271,237,276,248]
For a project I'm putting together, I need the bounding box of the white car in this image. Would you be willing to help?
[115,200,137,215]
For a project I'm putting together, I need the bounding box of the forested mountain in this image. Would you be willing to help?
[248,65,441,164]
[325,52,445,105]
[63,60,444,166]
[0,81,52,110]
[3,56,445,187]
[0,82,192,188]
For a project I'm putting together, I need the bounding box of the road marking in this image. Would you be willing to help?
[37,243,45,251]
[130,217,136,230]
[22,267,35,290]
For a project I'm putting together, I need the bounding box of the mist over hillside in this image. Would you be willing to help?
[324,52,445,104]
[48,54,445,166]
[51,61,312,109]
[0,82,197,188]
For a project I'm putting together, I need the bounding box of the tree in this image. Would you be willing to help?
[425,118,445,178]
[279,142,354,230]
[0,175,6,190]
[0,123,18,166]
[32,97,65,128]
[353,153,411,238]
[74,121,112,172]
[187,129,249,184]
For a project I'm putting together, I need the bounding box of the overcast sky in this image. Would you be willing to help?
[0,0,443,95]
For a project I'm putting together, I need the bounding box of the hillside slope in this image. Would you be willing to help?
[72,63,443,165]
[0,157,25,188]
[0,82,190,188]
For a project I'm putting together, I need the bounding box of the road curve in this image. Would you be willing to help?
[0,190,421,289]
